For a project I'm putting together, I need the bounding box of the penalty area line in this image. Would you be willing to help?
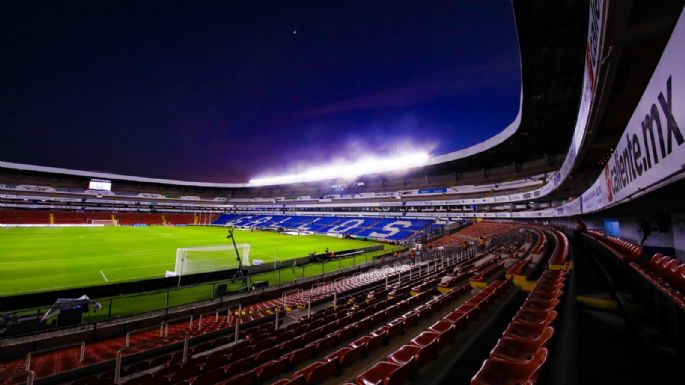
[99,270,109,282]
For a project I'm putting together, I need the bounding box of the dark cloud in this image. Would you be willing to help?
[0,0,520,182]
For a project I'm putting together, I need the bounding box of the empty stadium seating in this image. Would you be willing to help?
[164,213,195,225]
[52,211,114,224]
[0,209,50,224]
[429,221,516,248]
[0,223,567,385]
[212,214,432,241]
[117,213,165,225]
[630,254,685,308]
[586,230,643,262]
[470,233,570,385]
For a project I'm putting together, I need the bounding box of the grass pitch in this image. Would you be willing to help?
[0,226,382,296]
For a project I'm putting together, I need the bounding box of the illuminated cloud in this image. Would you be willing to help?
[248,152,430,186]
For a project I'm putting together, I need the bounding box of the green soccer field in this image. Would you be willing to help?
[0,226,382,296]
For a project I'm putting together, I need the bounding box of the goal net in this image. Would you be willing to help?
[174,244,251,276]
[90,219,119,226]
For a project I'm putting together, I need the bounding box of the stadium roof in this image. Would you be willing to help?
[542,0,685,201]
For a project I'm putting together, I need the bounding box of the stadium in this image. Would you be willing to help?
[0,1,684,385]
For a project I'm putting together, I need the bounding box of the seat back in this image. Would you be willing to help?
[307,359,337,384]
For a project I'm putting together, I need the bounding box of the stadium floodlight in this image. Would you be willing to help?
[248,152,430,186]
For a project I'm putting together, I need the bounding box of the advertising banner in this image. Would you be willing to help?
[599,8,685,207]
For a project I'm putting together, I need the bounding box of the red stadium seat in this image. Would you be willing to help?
[225,356,255,376]
[513,310,557,328]
[428,320,456,346]
[350,334,383,355]
[288,344,317,366]
[490,337,548,363]
[356,361,409,385]
[387,344,432,370]
[305,359,337,384]
[314,335,337,352]
[442,310,468,331]
[255,346,280,364]
[521,298,559,312]
[221,370,258,385]
[401,311,418,327]
[504,325,554,347]
[470,348,548,385]
[194,367,225,384]
[255,358,288,382]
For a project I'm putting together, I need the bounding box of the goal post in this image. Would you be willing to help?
[90,219,119,226]
[174,244,251,276]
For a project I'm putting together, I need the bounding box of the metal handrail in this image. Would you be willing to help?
[25,341,85,372]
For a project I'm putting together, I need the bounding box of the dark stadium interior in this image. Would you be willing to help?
[1,1,685,385]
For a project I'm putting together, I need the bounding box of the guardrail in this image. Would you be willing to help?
[25,341,85,374]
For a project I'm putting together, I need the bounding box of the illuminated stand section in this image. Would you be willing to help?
[213,214,434,241]
[173,244,251,276]
[248,152,430,186]
[88,178,112,191]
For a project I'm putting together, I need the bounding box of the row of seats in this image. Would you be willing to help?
[0,209,199,225]
[270,288,455,385]
[165,214,196,225]
[213,214,433,241]
[353,279,510,385]
[471,260,504,284]
[53,211,114,224]
[242,264,412,314]
[428,222,517,249]
[529,230,546,254]
[470,267,568,385]
[503,228,540,278]
[0,209,50,224]
[547,231,569,267]
[587,230,643,261]
[507,257,531,278]
[631,254,685,309]
[41,252,470,384]
[117,213,165,225]
[1,263,418,380]
[584,230,685,362]
[120,257,467,385]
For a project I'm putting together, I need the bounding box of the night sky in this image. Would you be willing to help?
[0,1,520,182]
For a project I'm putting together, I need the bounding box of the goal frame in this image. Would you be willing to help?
[174,244,251,277]
[89,219,119,226]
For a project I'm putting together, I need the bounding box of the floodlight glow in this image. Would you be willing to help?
[248,152,430,186]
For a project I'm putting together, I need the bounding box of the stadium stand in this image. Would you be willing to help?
[585,230,643,262]
[0,223,535,384]
[0,209,50,224]
[52,211,114,225]
[470,232,569,385]
[429,221,516,248]
[117,213,165,226]
[163,214,196,225]
[212,214,433,242]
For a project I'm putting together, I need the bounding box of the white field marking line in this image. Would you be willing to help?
[100,270,109,282]
[103,262,174,272]
[0,280,108,296]
[0,265,188,295]
[0,249,162,265]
